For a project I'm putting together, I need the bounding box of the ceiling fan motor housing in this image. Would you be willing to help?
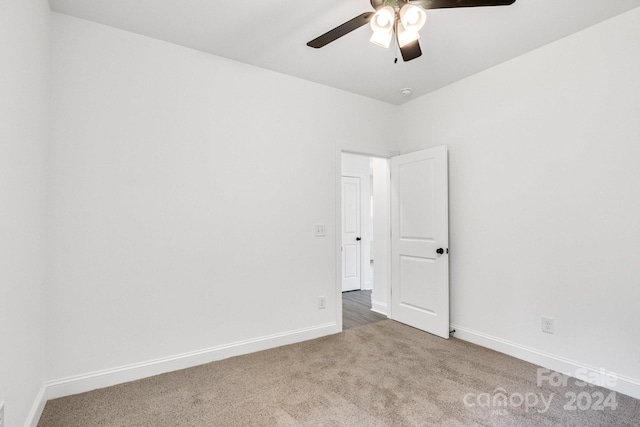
[371,0,411,11]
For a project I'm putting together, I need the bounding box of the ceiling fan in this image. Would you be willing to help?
[307,0,517,62]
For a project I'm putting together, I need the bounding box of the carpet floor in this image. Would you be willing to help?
[39,320,639,426]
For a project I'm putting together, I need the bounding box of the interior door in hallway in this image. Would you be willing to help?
[390,146,449,339]
[342,175,361,292]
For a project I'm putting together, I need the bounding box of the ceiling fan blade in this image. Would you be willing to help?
[307,12,374,48]
[400,40,422,62]
[419,0,516,9]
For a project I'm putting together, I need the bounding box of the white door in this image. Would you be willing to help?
[390,146,449,338]
[342,176,362,292]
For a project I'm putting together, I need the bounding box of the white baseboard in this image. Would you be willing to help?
[451,324,640,400]
[46,322,338,400]
[371,300,387,316]
[24,384,47,427]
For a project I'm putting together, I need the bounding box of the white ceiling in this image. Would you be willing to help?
[48,0,640,105]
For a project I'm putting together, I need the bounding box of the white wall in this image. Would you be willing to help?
[47,13,397,388]
[398,7,640,394]
[371,158,390,314]
[0,0,50,425]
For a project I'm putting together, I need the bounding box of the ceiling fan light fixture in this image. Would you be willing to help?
[369,6,395,49]
[370,29,393,48]
[371,6,395,31]
[399,4,427,31]
[397,22,420,48]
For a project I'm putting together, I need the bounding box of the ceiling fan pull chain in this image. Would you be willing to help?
[394,39,399,63]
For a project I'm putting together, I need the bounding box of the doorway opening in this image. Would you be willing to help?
[341,152,390,330]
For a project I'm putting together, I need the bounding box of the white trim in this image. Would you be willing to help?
[451,323,640,400]
[24,384,46,427]
[371,300,388,316]
[46,322,338,400]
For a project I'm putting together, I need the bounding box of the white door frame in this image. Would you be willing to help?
[335,142,398,331]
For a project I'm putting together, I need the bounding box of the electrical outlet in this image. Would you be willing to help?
[542,316,554,334]
[315,225,326,237]
[318,296,326,310]
[0,400,5,427]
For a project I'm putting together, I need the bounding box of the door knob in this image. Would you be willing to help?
[436,248,444,254]
[356,237,361,241]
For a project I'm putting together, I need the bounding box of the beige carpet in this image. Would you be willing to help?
[39,320,639,426]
